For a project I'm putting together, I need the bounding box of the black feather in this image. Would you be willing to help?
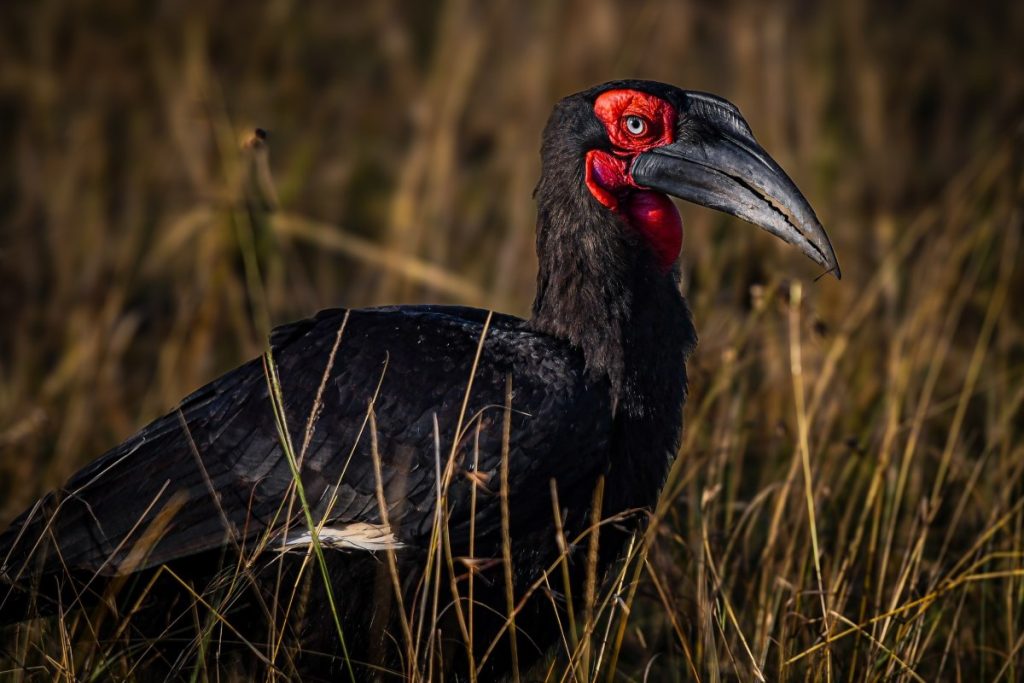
[1,82,698,680]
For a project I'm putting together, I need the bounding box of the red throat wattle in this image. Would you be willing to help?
[622,191,682,271]
[584,89,683,272]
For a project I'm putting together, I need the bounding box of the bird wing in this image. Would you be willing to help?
[0,305,612,579]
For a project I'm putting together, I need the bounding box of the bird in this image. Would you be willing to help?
[0,80,838,681]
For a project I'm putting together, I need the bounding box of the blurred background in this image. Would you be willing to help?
[0,0,1022,679]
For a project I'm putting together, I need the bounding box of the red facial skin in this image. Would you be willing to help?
[585,89,682,272]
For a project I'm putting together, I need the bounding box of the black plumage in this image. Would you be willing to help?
[0,80,837,680]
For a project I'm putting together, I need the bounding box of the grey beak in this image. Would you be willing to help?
[631,93,840,278]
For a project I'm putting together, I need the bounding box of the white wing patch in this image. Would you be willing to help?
[279,522,403,552]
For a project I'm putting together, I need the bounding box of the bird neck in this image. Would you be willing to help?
[528,187,696,415]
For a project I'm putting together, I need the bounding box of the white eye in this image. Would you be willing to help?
[624,115,647,136]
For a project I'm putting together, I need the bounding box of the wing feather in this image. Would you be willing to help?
[1,306,611,580]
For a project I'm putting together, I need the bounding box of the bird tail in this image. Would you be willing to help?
[0,501,58,625]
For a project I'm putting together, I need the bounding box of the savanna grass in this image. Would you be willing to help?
[1,1,1022,680]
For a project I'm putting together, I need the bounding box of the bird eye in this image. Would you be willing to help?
[624,115,647,136]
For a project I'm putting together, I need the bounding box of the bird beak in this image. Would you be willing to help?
[630,98,840,279]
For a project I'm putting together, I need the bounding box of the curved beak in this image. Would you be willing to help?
[631,93,840,279]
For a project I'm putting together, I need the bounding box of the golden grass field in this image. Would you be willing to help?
[1,0,1022,680]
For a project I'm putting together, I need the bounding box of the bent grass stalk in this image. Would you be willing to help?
[262,351,356,683]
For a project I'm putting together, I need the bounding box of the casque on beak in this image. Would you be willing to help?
[631,91,841,279]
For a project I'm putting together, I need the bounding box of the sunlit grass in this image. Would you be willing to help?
[1,0,1022,680]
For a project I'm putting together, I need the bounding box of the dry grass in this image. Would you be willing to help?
[1,0,1023,680]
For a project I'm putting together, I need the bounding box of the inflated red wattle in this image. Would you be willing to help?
[623,191,682,271]
[585,150,682,271]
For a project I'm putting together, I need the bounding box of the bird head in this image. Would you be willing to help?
[539,80,840,278]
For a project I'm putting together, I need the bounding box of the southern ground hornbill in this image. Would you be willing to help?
[0,80,838,680]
